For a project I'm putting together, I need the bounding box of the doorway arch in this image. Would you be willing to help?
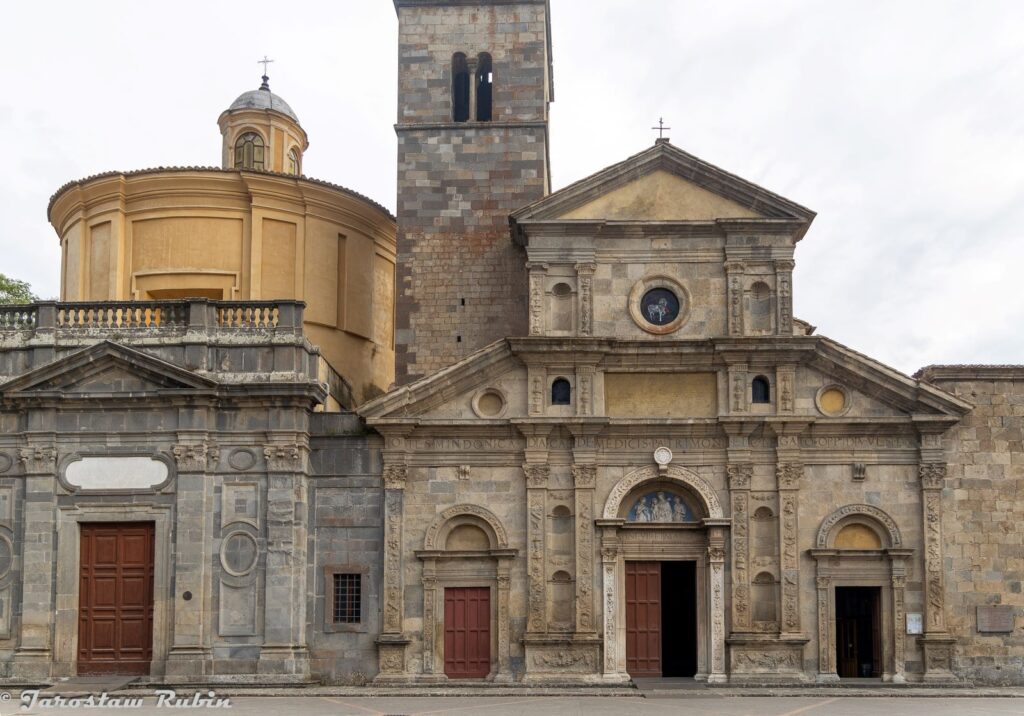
[598,465,729,683]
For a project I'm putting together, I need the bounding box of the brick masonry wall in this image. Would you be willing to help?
[931,374,1024,684]
[395,2,551,383]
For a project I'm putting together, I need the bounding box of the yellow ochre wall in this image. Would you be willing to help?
[218,108,309,175]
[49,168,397,403]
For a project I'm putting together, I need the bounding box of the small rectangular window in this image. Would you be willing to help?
[333,573,362,624]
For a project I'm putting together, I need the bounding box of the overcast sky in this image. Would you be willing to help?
[2,1,1022,374]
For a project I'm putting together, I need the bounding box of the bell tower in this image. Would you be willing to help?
[393,0,554,383]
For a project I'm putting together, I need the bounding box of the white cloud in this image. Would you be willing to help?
[1,0,1021,373]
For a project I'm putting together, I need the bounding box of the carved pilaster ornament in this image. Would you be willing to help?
[262,443,301,472]
[729,463,752,630]
[529,371,545,416]
[382,489,404,633]
[383,464,408,490]
[576,367,594,416]
[575,491,595,632]
[725,260,745,336]
[571,464,596,488]
[816,575,832,675]
[576,262,596,337]
[919,462,947,490]
[19,445,56,474]
[777,462,803,634]
[523,463,550,488]
[893,574,907,681]
[172,443,212,473]
[775,259,795,335]
[526,487,547,633]
[527,262,547,336]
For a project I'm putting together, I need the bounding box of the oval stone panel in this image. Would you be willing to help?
[65,456,169,491]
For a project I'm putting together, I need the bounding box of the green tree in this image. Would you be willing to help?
[0,273,39,304]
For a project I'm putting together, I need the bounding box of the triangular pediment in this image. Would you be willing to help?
[511,141,816,236]
[0,341,217,398]
[558,169,762,222]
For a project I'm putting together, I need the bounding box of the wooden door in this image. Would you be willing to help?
[444,587,490,678]
[78,523,155,675]
[837,616,858,677]
[626,561,662,677]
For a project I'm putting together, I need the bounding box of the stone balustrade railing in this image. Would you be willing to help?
[0,299,304,335]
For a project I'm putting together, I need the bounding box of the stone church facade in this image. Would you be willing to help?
[0,0,1020,687]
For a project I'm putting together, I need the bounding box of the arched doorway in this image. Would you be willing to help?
[598,465,729,683]
[810,504,912,683]
[416,504,517,682]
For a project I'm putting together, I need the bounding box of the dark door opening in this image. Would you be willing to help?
[661,561,697,677]
[626,561,697,678]
[835,586,881,678]
[78,522,155,675]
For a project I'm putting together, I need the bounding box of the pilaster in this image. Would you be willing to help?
[771,421,809,638]
[13,444,57,679]
[257,441,310,680]
[774,259,794,335]
[165,441,217,679]
[575,262,596,337]
[528,262,548,336]
[706,522,728,683]
[725,260,745,336]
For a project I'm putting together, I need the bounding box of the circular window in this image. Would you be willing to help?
[220,532,258,576]
[472,388,508,418]
[816,385,850,416]
[0,535,12,578]
[552,282,572,297]
[628,275,690,335]
[641,288,680,326]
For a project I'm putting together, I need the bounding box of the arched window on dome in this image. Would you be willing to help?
[234,132,265,171]
[287,147,300,175]
[476,53,493,122]
[452,53,470,122]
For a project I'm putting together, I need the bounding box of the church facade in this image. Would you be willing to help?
[0,0,1020,687]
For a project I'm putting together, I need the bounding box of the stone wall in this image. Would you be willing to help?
[394,1,551,383]
[307,413,384,684]
[919,366,1024,684]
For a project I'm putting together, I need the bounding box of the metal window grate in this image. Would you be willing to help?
[333,573,361,624]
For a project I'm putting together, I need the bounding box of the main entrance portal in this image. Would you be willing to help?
[835,586,881,678]
[625,561,697,678]
[78,522,155,675]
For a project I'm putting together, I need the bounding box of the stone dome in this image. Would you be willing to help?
[226,81,299,124]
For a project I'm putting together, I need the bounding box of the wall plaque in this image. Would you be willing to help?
[906,612,923,635]
[977,605,1015,633]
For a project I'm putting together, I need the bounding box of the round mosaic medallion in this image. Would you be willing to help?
[221,532,258,576]
[641,288,680,326]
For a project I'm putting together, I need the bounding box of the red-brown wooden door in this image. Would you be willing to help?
[444,587,490,679]
[626,561,662,677]
[78,523,155,675]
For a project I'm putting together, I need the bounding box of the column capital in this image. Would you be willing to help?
[383,464,408,490]
[19,445,56,475]
[919,462,947,490]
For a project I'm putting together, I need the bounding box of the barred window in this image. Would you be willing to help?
[332,573,361,624]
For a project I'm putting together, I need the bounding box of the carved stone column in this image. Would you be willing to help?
[597,523,629,682]
[814,575,835,681]
[572,464,597,634]
[725,260,745,336]
[575,262,596,336]
[496,560,513,681]
[892,572,907,683]
[774,259,794,335]
[421,567,437,677]
[527,262,548,336]
[13,445,57,679]
[728,464,752,632]
[777,462,803,635]
[258,442,309,679]
[707,525,728,684]
[524,463,550,635]
[919,462,955,680]
[776,365,796,415]
[165,442,217,679]
[376,462,410,681]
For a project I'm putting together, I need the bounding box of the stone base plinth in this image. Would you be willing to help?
[920,635,958,683]
[256,645,310,681]
[727,633,810,684]
[522,635,602,683]
[12,648,53,681]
